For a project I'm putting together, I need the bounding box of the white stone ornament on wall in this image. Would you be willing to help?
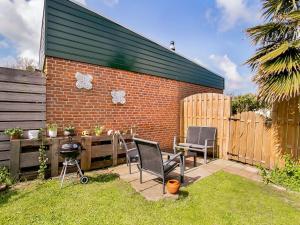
[75,72,93,90]
[111,90,126,104]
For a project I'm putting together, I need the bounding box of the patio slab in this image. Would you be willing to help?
[109,158,262,201]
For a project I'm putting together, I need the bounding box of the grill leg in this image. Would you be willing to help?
[75,160,83,177]
[60,163,67,188]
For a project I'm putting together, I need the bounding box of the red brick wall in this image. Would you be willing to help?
[45,57,222,149]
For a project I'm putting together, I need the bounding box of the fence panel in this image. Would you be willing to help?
[0,67,46,169]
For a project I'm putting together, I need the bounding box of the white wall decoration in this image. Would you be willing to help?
[75,72,93,90]
[111,90,126,104]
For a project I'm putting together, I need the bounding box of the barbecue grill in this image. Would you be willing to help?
[59,136,88,187]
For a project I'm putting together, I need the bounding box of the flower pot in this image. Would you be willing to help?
[48,129,57,138]
[10,134,21,140]
[28,130,39,140]
[166,179,180,194]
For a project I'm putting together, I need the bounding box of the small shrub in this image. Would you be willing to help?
[259,154,300,192]
[232,94,269,114]
[0,166,12,186]
[38,128,48,180]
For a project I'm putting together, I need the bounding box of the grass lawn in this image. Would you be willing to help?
[0,171,299,225]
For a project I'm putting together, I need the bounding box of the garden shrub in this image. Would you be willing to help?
[232,94,269,114]
[259,154,300,192]
[0,166,12,186]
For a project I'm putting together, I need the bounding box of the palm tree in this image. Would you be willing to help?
[246,0,300,103]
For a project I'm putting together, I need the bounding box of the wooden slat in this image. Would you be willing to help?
[91,144,113,158]
[0,141,10,151]
[0,68,45,85]
[0,112,46,121]
[0,102,45,112]
[0,150,10,161]
[0,92,46,103]
[20,151,51,168]
[0,121,45,131]
[0,82,45,94]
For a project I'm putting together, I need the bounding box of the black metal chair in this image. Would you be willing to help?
[118,134,138,174]
[133,138,184,194]
[174,126,216,164]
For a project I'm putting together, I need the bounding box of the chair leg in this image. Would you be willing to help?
[140,170,142,184]
[129,161,132,174]
[193,155,196,167]
[162,177,165,194]
[204,149,207,164]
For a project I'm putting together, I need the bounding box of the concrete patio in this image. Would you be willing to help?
[109,158,262,201]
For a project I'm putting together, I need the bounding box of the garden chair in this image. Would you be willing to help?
[133,138,184,194]
[118,134,138,174]
[174,126,216,164]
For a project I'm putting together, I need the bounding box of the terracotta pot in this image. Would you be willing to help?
[166,179,180,194]
[10,134,21,140]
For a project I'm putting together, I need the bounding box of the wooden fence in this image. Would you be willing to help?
[181,93,300,169]
[10,134,131,180]
[0,68,46,168]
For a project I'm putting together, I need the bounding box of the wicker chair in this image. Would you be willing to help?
[133,138,184,194]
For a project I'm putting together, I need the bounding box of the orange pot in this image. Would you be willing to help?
[166,179,180,194]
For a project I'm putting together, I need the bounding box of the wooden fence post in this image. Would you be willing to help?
[10,140,20,180]
[50,138,59,177]
[81,136,92,170]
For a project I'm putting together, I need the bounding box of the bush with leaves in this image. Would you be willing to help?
[232,94,269,114]
[259,154,300,192]
[0,166,12,186]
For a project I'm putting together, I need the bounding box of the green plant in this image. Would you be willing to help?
[246,0,300,103]
[231,94,269,114]
[47,123,57,131]
[0,166,12,186]
[38,128,48,180]
[259,154,300,191]
[64,125,75,132]
[94,125,104,135]
[4,128,23,138]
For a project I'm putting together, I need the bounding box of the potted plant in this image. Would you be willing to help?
[47,123,58,138]
[94,125,104,136]
[28,130,40,140]
[64,125,75,136]
[4,128,23,140]
[166,179,180,194]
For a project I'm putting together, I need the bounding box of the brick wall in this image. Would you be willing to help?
[45,57,222,150]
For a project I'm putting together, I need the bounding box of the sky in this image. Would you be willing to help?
[0,0,263,95]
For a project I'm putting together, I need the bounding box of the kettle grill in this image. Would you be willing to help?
[59,136,88,187]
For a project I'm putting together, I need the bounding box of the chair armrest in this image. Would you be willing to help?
[163,152,182,166]
[205,139,215,147]
[173,136,187,152]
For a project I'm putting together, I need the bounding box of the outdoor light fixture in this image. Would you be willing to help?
[170,41,175,51]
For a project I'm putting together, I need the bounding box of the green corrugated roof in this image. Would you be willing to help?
[40,0,224,90]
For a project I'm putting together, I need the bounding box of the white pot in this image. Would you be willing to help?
[48,130,57,138]
[28,130,39,140]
